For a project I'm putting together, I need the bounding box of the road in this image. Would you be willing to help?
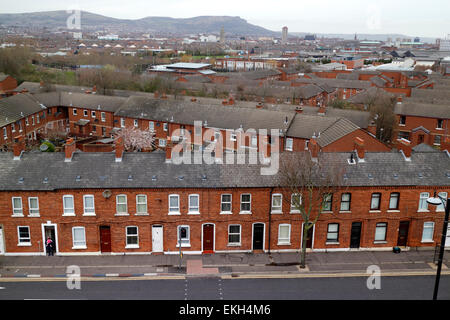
[0,275,449,300]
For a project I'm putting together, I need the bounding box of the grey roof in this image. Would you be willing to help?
[60,92,127,112]
[336,73,359,80]
[346,87,395,105]
[315,78,372,90]
[114,96,294,132]
[0,73,11,82]
[0,93,47,127]
[412,143,439,153]
[0,150,448,191]
[395,101,450,119]
[286,114,342,139]
[316,118,360,147]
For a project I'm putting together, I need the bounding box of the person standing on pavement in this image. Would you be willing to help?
[46,237,54,256]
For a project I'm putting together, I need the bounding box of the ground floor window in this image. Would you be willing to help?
[72,227,86,249]
[17,226,31,245]
[177,225,190,247]
[228,225,241,245]
[326,223,339,243]
[374,223,387,242]
[421,222,434,242]
[126,226,139,248]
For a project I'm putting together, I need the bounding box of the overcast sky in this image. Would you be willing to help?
[2,0,449,38]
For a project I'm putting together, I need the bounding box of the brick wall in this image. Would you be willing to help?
[1,185,448,255]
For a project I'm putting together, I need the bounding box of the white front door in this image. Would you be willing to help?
[0,226,4,254]
[152,226,163,252]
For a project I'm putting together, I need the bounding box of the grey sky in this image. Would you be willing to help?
[1,0,449,38]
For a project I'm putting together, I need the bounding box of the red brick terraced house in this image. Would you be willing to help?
[0,73,18,98]
[0,141,449,256]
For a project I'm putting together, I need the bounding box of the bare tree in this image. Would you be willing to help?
[114,127,156,152]
[277,151,345,268]
[368,95,397,144]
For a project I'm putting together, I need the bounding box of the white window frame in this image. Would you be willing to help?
[134,119,139,127]
[271,193,282,214]
[73,108,77,116]
[25,117,29,126]
[168,194,180,215]
[220,194,232,214]
[228,224,241,246]
[136,194,148,215]
[120,118,125,128]
[83,110,88,117]
[290,193,301,213]
[62,195,75,216]
[278,224,291,245]
[159,139,166,147]
[230,133,237,142]
[436,192,447,212]
[188,194,200,214]
[91,111,96,118]
[116,194,128,215]
[149,121,154,131]
[17,226,31,246]
[3,127,7,139]
[285,138,293,151]
[11,123,15,133]
[418,192,429,212]
[126,226,139,248]
[421,222,435,243]
[177,225,190,247]
[163,123,168,132]
[240,194,251,214]
[72,226,87,249]
[101,112,106,122]
[12,197,23,216]
[83,195,95,216]
[28,197,40,216]
[31,115,35,125]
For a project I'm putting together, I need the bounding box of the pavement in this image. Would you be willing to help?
[0,248,449,280]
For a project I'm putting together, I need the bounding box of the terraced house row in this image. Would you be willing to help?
[0,88,390,154]
[0,138,448,255]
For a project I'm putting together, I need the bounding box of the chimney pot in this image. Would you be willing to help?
[295,107,303,113]
[64,137,76,162]
[309,138,319,160]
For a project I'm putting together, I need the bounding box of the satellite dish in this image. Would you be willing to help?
[102,190,112,198]
[40,144,49,151]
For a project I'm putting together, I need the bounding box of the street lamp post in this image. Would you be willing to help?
[426,192,450,300]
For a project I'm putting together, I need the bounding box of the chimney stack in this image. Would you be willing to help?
[309,138,319,160]
[64,138,76,162]
[154,91,160,99]
[397,138,412,160]
[161,92,167,99]
[13,136,25,160]
[295,106,303,114]
[354,137,365,161]
[115,136,124,162]
[165,144,172,163]
[256,102,263,109]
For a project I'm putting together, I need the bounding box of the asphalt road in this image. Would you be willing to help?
[0,275,449,300]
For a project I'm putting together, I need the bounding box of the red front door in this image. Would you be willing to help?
[203,224,214,253]
[100,226,111,252]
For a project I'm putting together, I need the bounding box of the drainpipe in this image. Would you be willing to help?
[268,187,274,255]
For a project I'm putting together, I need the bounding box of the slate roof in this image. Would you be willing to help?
[316,118,360,147]
[0,150,448,191]
[395,101,450,119]
[0,93,47,127]
[114,96,294,132]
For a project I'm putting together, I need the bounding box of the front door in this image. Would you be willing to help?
[152,225,163,253]
[397,221,410,247]
[203,224,214,253]
[418,134,425,144]
[253,223,264,250]
[350,222,362,248]
[100,226,112,253]
[44,226,57,252]
[0,226,4,254]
